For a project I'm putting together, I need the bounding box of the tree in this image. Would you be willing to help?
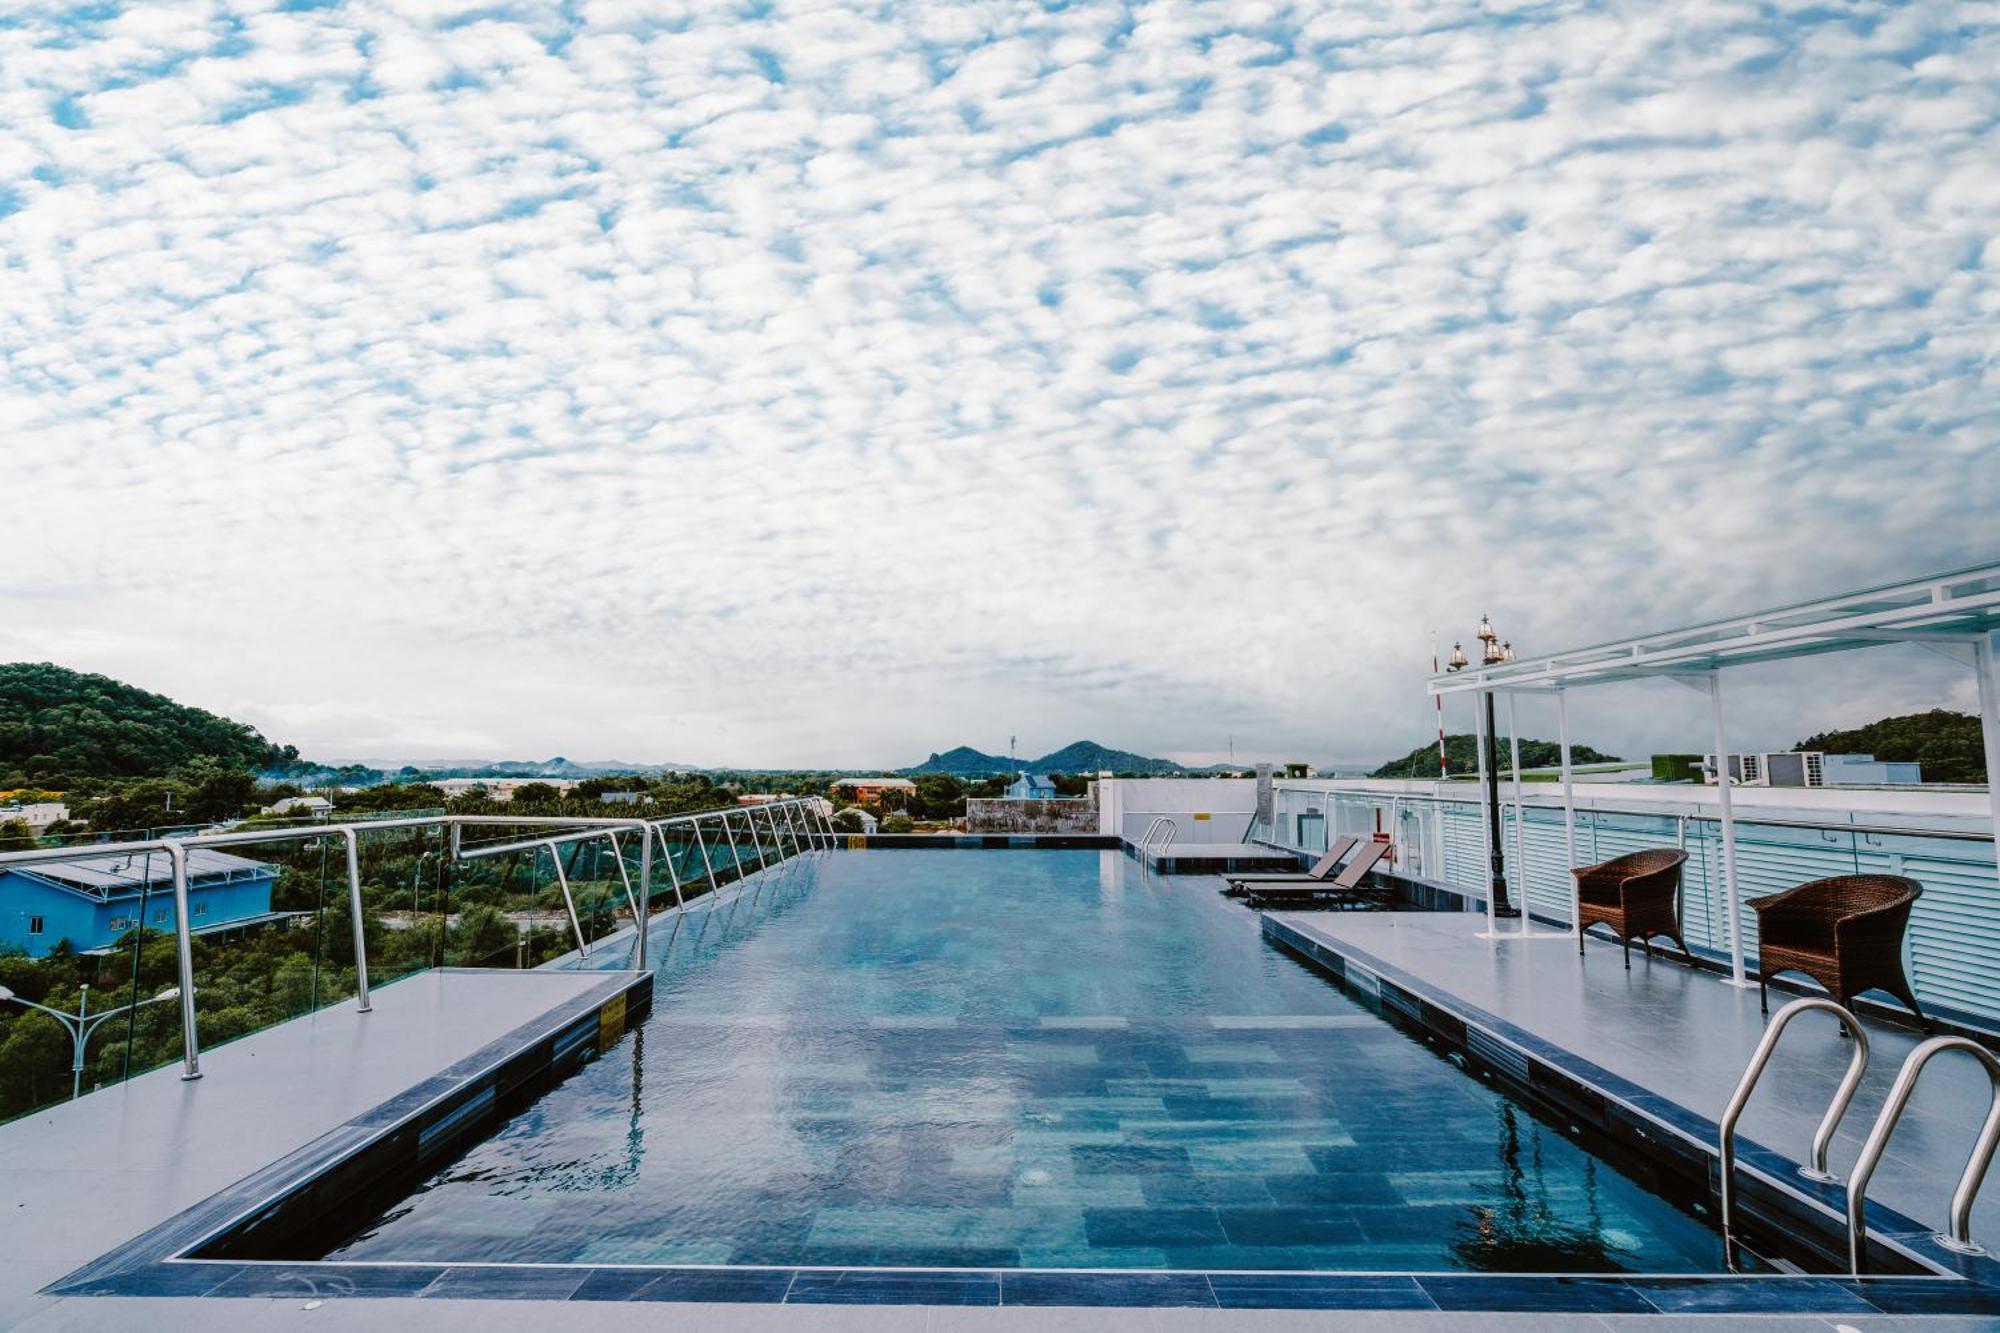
[1370,735,1619,779]
[881,813,915,834]
[508,782,562,807]
[1797,710,1984,784]
[832,809,864,834]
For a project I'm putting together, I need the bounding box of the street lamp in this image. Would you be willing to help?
[1446,615,1520,918]
[0,983,184,1101]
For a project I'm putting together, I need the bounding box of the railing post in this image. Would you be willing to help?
[692,818,720,892]
[720,811,748,877]
[546,842,588,958]
[339,826,371,1013]
[651,822,687,909]
[634,823,652,971]
[166,841,202,1081]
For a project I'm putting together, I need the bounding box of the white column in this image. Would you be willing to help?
[1977,631,2000,909]
[1507,691,1529,935]
[1474,687,1497,934]
[1558,688,1579,935]
[1709,673,1747,985]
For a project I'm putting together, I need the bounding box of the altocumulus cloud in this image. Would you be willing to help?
[1,0,1995,767]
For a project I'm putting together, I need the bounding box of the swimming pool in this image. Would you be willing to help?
[317,849,1733,1274]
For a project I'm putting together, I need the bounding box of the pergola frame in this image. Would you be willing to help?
[1428,562,2000,985]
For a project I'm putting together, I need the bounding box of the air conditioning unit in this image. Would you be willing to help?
[1703,753,1764,786]
[1762,751,1825,788]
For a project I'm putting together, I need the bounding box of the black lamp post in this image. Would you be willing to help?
[1447,616,1519,919]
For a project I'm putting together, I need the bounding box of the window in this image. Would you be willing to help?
[153,907,169,923]
[27,916,44,935]
[193,902,209,917]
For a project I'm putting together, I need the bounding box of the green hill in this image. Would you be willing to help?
[0,662,284,785]
[900,740,1199,777]
[1797,709,1985,784]
[1370,733,1621,779]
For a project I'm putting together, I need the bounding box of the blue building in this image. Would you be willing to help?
[1005,773,1059,800]
[0,848,280,958]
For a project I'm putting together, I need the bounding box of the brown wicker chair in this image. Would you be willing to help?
[1572,849,1690,969]
[1748,874,1924,1023]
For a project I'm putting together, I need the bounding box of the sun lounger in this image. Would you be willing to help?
[1238,840,1393,908]
[1222,837,1358,894]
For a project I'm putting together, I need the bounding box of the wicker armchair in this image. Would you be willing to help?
[1749,874,1924,1022]
[1572,849,1690,969]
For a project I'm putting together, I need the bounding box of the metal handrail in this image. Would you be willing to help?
[1138,817,1170,853]
[0,796,824,1084]
[1717,997,1869,1267]
[1848,1035,2000,1272]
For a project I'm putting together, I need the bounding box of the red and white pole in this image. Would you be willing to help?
[1432,643,1449,779]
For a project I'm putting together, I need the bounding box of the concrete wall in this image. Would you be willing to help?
[965,798,1097,834]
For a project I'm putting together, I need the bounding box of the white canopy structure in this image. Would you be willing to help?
[1429,561,2000,983]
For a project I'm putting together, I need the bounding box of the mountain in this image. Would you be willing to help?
[1030,740,1190,775]
[1369,734,1621,779]
[901,746,1016,776]
[0,662,284,785]
[899,740,1201,777]
[1797,709,1984,784]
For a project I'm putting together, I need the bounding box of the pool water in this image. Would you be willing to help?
[327,850,1730,1272]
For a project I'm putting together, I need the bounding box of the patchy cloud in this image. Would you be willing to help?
[2,0,1994,767]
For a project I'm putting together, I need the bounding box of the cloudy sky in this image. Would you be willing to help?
[4,0,1995,769]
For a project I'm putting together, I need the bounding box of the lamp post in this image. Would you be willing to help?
[0,983,184,1101]
[1447,616,1519,919]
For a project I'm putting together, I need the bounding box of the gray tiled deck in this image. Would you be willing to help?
[0,968,621,1331]
[1266,911,2000,1253]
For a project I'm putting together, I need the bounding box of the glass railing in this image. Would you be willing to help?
[0,800,832,1123]
[1256,782,2000,1028]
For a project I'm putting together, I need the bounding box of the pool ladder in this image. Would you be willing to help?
[1138,817,1178,865]
[1717,996,2000,1274]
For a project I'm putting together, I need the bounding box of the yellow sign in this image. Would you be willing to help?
[597,993,627,1054]
[1193,811,1211,821]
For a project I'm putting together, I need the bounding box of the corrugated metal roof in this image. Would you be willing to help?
[16,848,272,899]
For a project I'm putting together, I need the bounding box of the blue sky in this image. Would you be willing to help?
[2,0,1995,768]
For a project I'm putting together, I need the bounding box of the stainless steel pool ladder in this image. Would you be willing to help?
[1139,817,1178,864]
[1846,1035,2000,1273]
[1717,997,1869,1270]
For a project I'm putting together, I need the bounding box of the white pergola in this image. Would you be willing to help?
[1428,561,2000,983]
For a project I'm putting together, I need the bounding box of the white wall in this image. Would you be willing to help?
[1096,778,1260,843]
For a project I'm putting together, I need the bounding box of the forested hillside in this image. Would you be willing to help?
[1370,734,1620,779]
[1797,710,1985,783]
[0,663,284,786]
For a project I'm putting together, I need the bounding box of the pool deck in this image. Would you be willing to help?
[0,967,632,1332]
[1131,841,1298,873]
[1263,911,2000,1257]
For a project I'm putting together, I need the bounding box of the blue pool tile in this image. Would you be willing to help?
[1631,1277,1874,1314]
[622,1269,799,1302]
[1208,1274,1435,1310]
[60,1264,240,1298]
[1418,1275,1653,1313]
[1139,1174,1276,1206]
[1842,1277,2000,1315]
[1001,1271,1216,1307]
[1216,1206,1368,1246]
[1071,1144,1192,1174]
[1263,1170,1401,1204]
[208,1264,446,1298]
[785,1268,999,1305]
[418,1266,590,1300]
[1082,1206,1226,1248]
